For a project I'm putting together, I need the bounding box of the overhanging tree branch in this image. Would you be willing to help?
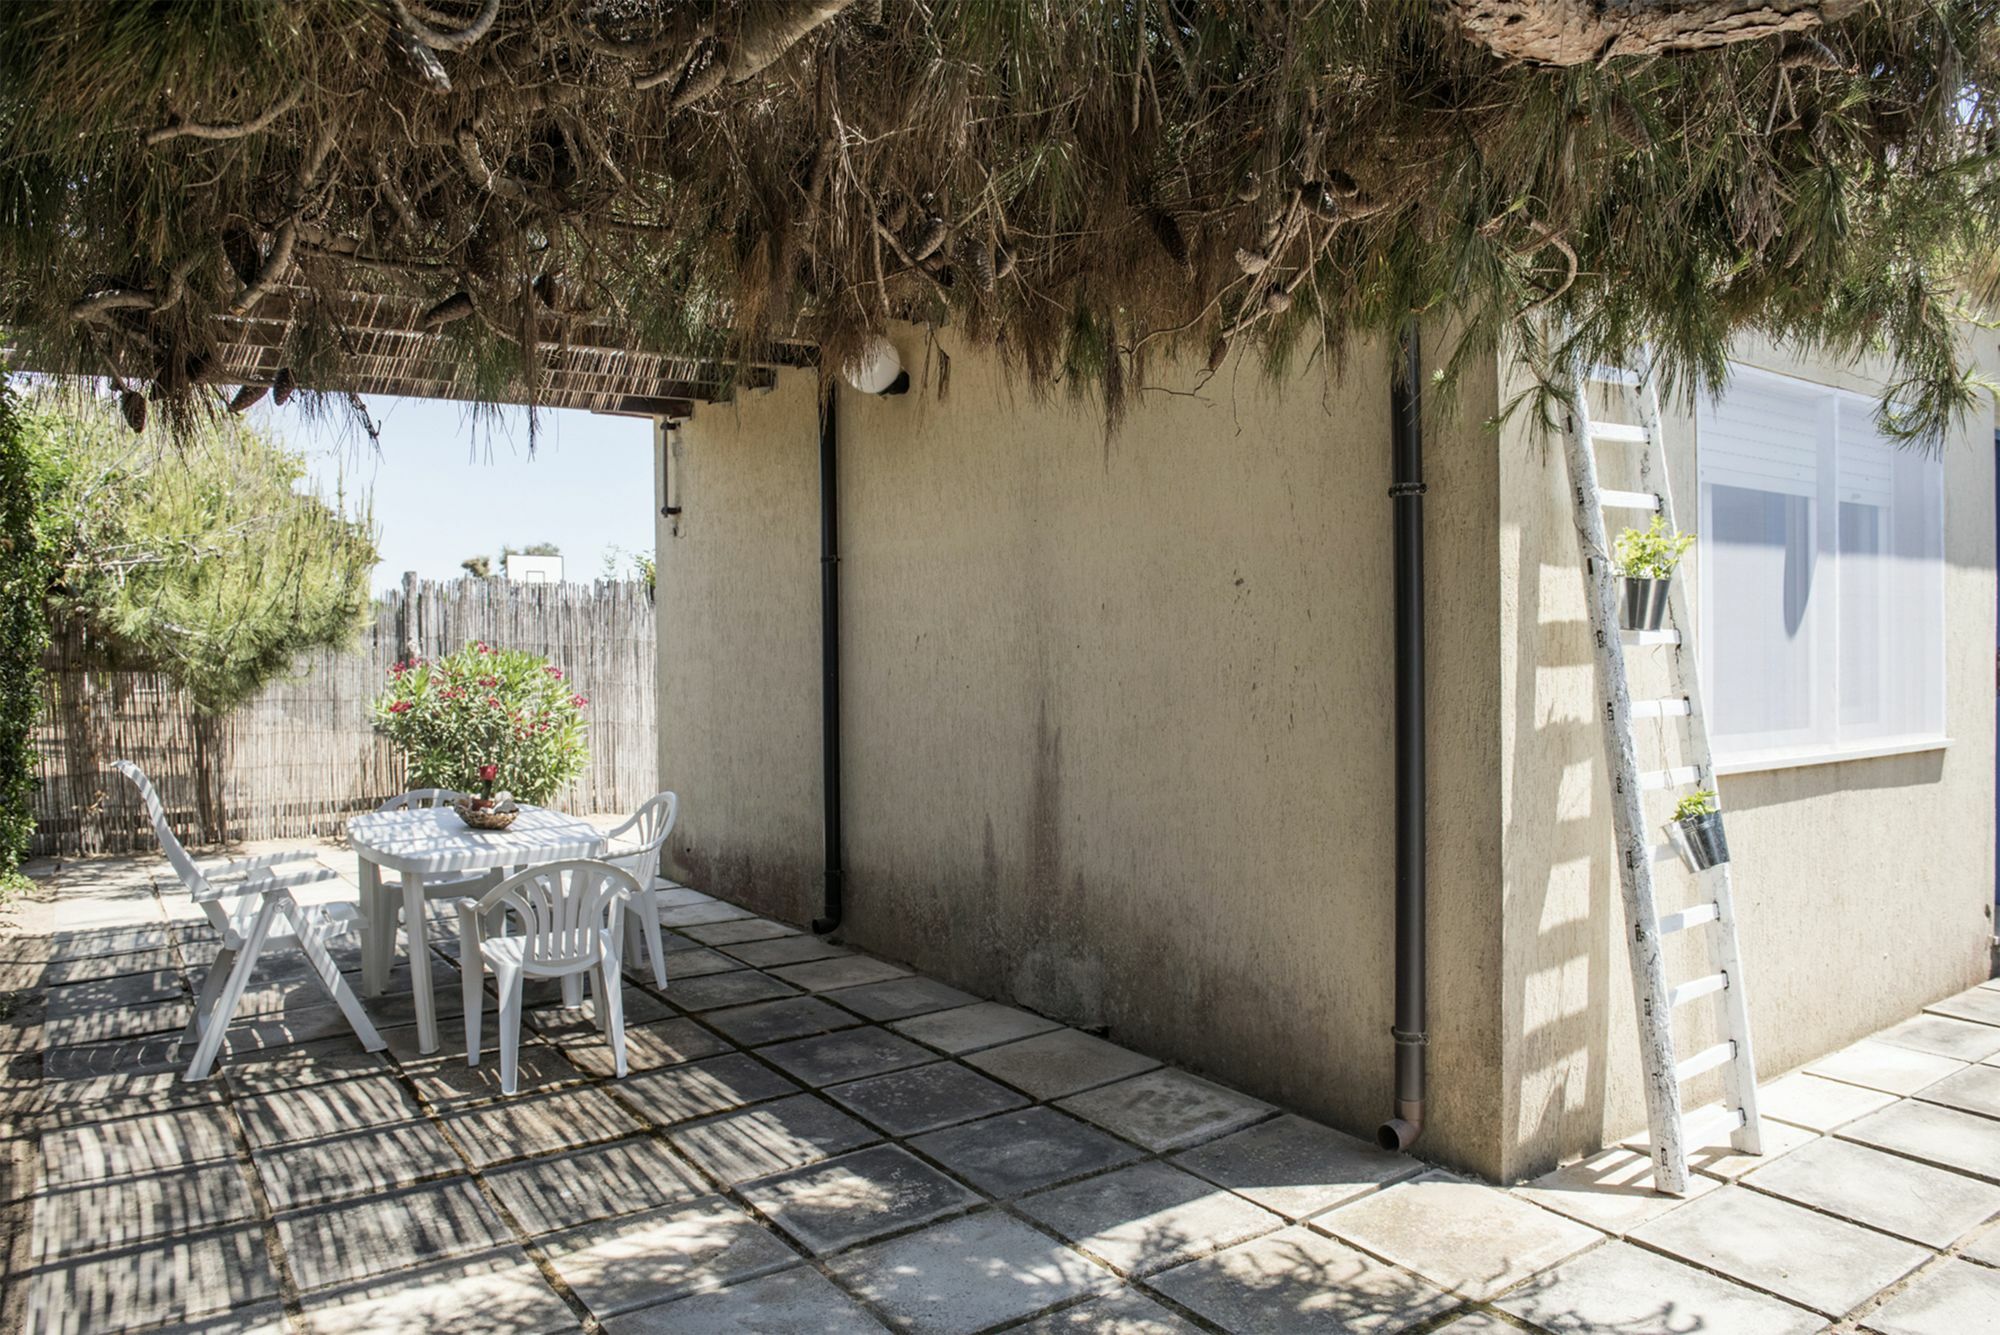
[1444,0,1863,65]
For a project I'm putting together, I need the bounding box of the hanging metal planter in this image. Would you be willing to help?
[1669,809,1730,871]
[1620,575,1673,631]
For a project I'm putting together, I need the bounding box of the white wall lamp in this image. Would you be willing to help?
[842,336,910,396]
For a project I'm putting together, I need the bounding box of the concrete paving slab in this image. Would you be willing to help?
[1315,1171,1600,1302]
[1496,1239,1824,1335]
[252,1119,463,1210]
[277,1176,512,1292]
[561,1016,732,1079]
[1876,1014,2000,1064]
[1424,1317,1514,1335]
[1807,1040,1966,1096]
[297,1246,577,1335]
[146,1301,291,1333]
[891,1001,1063,1054]
[616,1052,800,1125]
[1743,1135,2000,1248]
[1019,1159,1285,1277]
[1914,1063,2000,1120]
[758,1027,936,1086]
[1058,1068,1274,1153]
[30,1160,259,1261]
[43,1106,237,1186]
[1150,1222,1454,1334]
[1622,1109,1819,1181]
[438,1084,646,1167]
[524,987,672,1034]
[20,1222,278,1334]
[606,1265,890,1334]
[42,996,192,1047]
[1839,1099,2000,1182]
[722,935,852,968]
[660,902,757,928]
[912,1107,1141,1198]
[481,1135,710,1235]
[40,1033,183,1081]
[403,1038,584,1105]
[828,1059,1030,1136]
[236,1072,424,1148]
[541,1196,800,1317]
[1926,987,2000,1028]
[1510,1147,1721,1234]
[1960,1221,2000,1265]
[706,996,862,1045]
[664,969,801,1011]
[740,1143,982,1253]
[220,1035,393,1095]
[829,1208,1116,1334]
[965,1029,1161,1100]
[1758,1071,1902,1132]
[1171,1113,1420,1222]
[42,968,185,1017]
[770,955,913,993]
[659,944,750,979]
[824,977,981,1023]
[679,917,801,946]
[1631,1183,1929,1316]
[31,944,178,987]
[1010,1289,1202,1333]
[1863,1258,2000,1335]
[669,1091,881,1186]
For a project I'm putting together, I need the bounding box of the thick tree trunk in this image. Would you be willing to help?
[1444,0,1860,65]
[192,712,227,846]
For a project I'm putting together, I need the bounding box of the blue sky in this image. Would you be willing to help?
[260,395,657,594]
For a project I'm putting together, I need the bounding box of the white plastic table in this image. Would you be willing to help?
[348,804,607,1054]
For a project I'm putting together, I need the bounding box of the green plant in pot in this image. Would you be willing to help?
[1613,516,1694,632]
[1670,788,1729,872]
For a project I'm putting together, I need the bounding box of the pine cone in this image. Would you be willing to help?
[227,384,268,414]
[1263,289,1293,314]
[966,235,997,292]
[272,367,297,406]
[1781,37,1846,71]
[119,389,147,433]
[1235,171,1261,204]
[1606,99,1651,152]
[1234,247,1270,275]
[909,215,949,262]
[994,243,1017,280]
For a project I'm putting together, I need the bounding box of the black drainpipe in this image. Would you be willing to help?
[813,386,845,935]
[1379,321,1428,1152]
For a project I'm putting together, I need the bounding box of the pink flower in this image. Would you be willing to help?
[478,675,498,687]
[544,666,564,679]
[570,694,589,708]
[487,695,502,708]
[475,641,492,654]
[387,700,413,714]
[477,763,498,783]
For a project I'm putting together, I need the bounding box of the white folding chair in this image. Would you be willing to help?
[599,792,679,988]
[111,760,384,1081]
[458,859,638,1094]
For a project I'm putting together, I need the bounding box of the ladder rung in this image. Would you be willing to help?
[1682,1103,1748,1147]
[1620,629,1681,647]
[1600,488,1661,512]
[1658,901,1720,934]
[1591,423,1649,444]
[1587,364,1641,387]
[1676,1041,1737,1083]
[1629,697,1692,720]
[1639,765,1702,791]
[1670,972,1728,1007]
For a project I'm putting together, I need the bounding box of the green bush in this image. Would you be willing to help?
[0,388,57,871]
[1613,516,1695,580]
[372,642,589,805]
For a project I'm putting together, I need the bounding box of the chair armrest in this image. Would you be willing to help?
[200,849,322,879]
[189,864,339,903]
[600,810,643,843]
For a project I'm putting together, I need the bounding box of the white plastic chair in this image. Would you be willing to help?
[458,859,638,1094]
[599,792,679,987]
[112,761,384,1081]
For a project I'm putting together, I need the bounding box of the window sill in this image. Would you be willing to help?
[1714,736,1952,777]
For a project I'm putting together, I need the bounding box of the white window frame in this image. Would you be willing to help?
[1696,363,1949,775]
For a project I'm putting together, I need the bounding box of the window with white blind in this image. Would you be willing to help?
[1696,366,1945,770]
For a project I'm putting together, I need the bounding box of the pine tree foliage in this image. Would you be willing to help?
[0,1,1995,441]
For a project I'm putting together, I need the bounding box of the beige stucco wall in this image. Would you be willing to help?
[658,329,1516,1175]
[1497,332,1998,1181]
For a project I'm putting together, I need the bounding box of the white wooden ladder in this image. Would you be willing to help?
[1559,352,1763,1196]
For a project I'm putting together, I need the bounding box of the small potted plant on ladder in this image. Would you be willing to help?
[1613,516,1694,632]
[1669,788,1729,871]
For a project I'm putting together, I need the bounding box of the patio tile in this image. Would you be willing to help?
[1315,1171,1600,1302]
[1840,1099,2000,1182]
[297,1245,577,1335]
[252,1119,463,1209]
[277,1176,511,1292]
[891,1001,1062,1054]
[1509,1146,1720,1234]
[1622,1108,1820,1181]
[1496,1239,1823,1335]
[770,955,913,993]
[759,1027,936,1086]
[221,1004,362,1055]
[1742,1136,2000,1248]
[525,988,673,1034]
[40,1033,182,1081]
[1058,1068,1274,1153]
[20,1222,278,1333]
[665,969,801,1011]
[47,923,170,960]
[655,886,718,908]
[660,902,757,928]
[911,1107,1140,1198]
[828,1060,1030,1136]
[1926,986,2000,1028]
[706,996,860,1045]
[829,1208,1116,1333]
[148,1302,291,1333]
[670,1092,881,1186]
[1759,1071,1901,1132]
[675,916,790,946]
[42,967,185,1016]
[42,997,192,1047]
[606,1265,890,1334]
[1019,1160,1285,1277]
[740,1143,982,1253]
[30,1160,259,1261]
[1914,1063,2000,1120]
[542,1195,798,1318]
[403,1038,584,1105]
[236,1071,424,1148]
[617,1052,800,1125]
[966,1029,1160,1100]
[1150,1223,1454,1334]
[1173,1114,1421,1222]
[43,1106,237,1186]
[1631,1183,1929,1316]
[221,1035,393,1095]
[660,946,751,979]
[34,944,179,986]
[1807,1040,1965,1096]
[26,1064,219,1116]
[1865,1259,2000,1335]
[1876,1014,2000,1063]
[723,935,851,968]
[482,1136,709,1235]
[439,1084,646,1167]
[1961,1221,2000,1264]
[824,976,980,1022]
[1011,1289,1202,1333]
[564,1016,732,1078]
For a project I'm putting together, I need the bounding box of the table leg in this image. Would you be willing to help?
[360,858,390,997]
[403,869,439,1054]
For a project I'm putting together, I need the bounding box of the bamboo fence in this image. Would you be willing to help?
[32,577,658,855]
